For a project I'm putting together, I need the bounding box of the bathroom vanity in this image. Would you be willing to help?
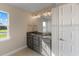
[27,32,52,56]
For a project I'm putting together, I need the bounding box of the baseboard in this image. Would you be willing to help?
[2,45,27,56]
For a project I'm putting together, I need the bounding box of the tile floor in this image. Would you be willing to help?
[11,48,42,56]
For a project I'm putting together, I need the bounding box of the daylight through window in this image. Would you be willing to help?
[0,11,9,40]
[43,21,47,32]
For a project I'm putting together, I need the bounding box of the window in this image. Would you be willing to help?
[42,21,47,32]
[43,21,46,27]
[0,11,9,40]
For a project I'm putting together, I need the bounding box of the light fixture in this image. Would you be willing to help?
[43,11,51,16]
[32,15,41,19]
[43,12,48,16]
[32,8,52,19]
[47,12,51,16]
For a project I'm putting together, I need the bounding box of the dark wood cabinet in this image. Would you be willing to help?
[27,32,52,56]
[27,33,33,49]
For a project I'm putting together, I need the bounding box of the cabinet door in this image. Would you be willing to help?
[59,26,72,56]
[27,33,33,49]
[42,39,51,56]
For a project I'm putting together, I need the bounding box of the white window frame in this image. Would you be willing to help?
[0,10,10,41]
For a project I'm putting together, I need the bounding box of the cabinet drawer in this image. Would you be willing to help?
[33,45,40,52]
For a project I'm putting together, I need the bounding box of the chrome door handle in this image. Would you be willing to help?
[60,38,64,41]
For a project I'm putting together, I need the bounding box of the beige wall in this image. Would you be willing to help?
[0,4,30,55]
[27,16,39,32]
[27,16,52,32]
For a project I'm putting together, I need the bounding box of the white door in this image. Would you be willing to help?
[59,26,72,56]
[52,4,79,56]
[59,4,72,26]
[72,4,79,56]
[72,26,79,56]
[72,4,79,25]
[59,4,72,56]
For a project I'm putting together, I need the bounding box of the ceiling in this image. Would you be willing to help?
[6,3,55,12]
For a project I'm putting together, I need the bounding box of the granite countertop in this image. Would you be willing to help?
[27,31,51,40]
[27,31,51,36]
[42,36,51,39]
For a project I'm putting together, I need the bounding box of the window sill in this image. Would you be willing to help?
[0,38,9,42]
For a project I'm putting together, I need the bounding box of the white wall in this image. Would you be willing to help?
[0,4,30,55]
